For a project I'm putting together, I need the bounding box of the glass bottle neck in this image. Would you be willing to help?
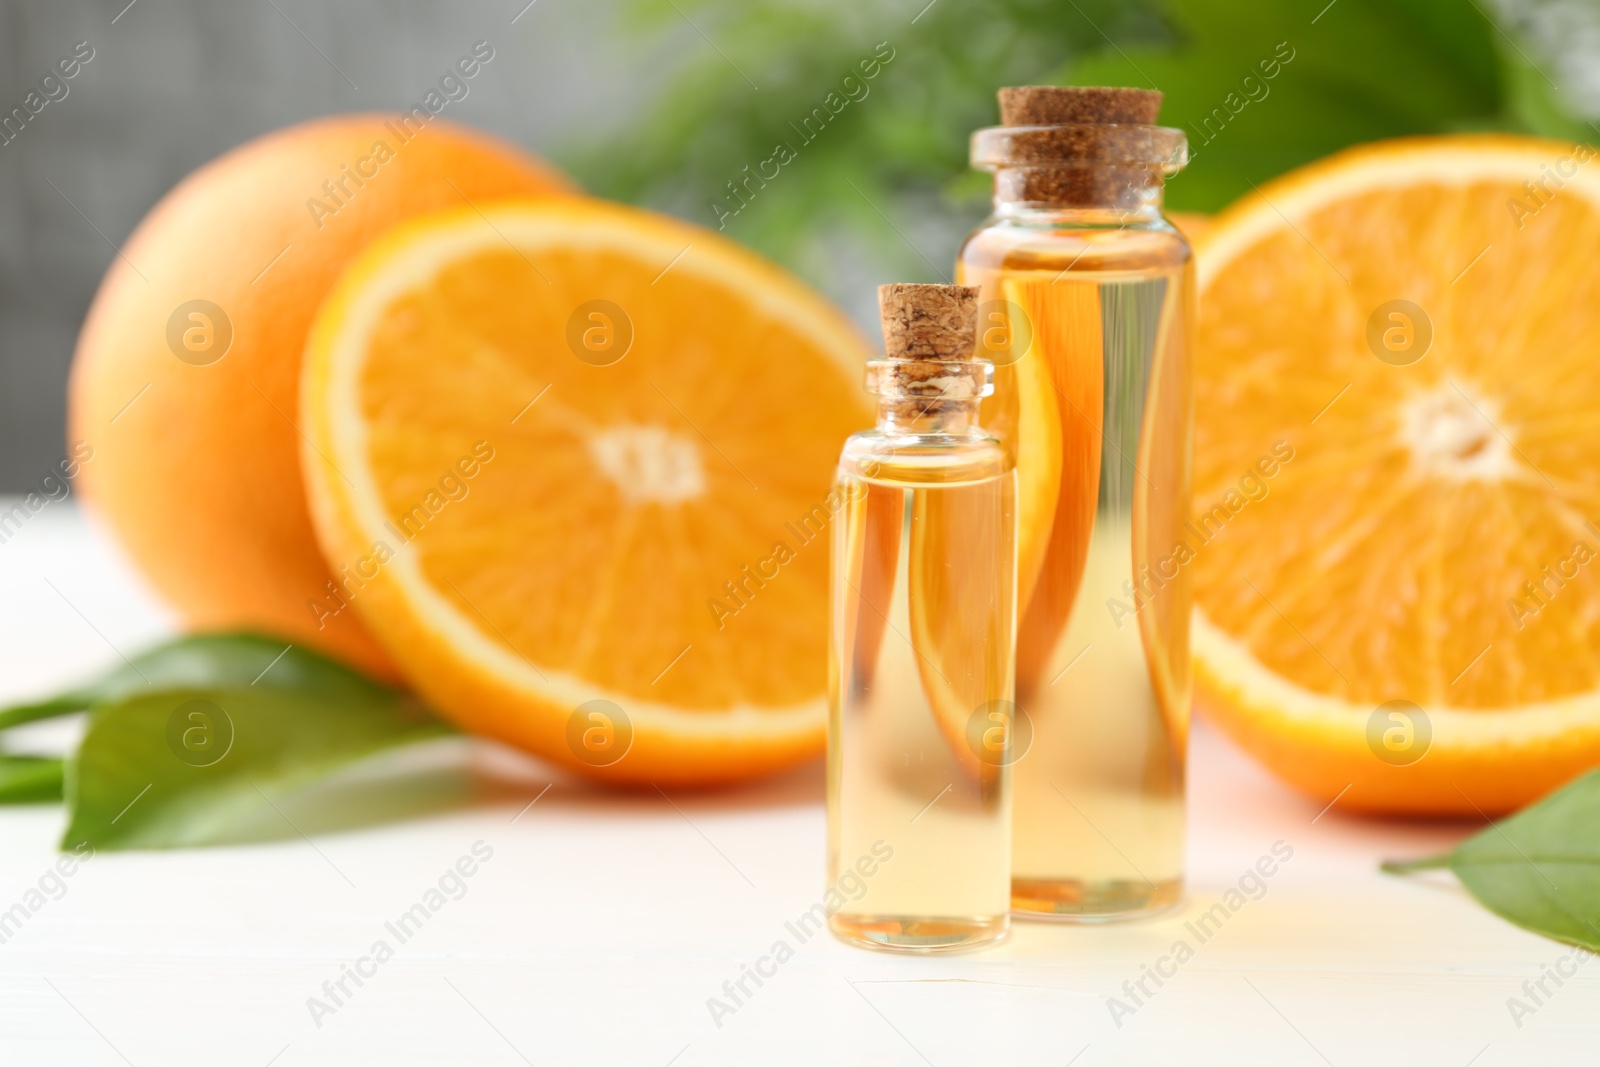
[875,397,984,436]
[864,357,993,439]
[990,164,1167,225]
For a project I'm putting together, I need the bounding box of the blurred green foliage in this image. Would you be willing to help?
[566,0,1590,289]
[1071,0,1592,208]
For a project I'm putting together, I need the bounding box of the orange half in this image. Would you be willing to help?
[1193,135,1600,814]
[301,199,873,784]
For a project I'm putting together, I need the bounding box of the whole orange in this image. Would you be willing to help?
[68,115,574,676]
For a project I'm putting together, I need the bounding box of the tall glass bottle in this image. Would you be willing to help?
[828,284,1018,952]
[957,87,1193,919]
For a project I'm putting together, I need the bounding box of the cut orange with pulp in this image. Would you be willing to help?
[301,199,872,784]
[1194,135,1600,814]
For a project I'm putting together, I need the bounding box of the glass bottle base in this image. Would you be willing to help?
[829,913,1010,953]
[1010,877,1182,922]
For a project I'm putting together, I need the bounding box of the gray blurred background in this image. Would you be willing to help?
[0,0,675,489]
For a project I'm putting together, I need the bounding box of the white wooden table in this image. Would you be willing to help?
[0,502,1593,1065]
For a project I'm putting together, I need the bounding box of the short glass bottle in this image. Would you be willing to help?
[827,284,1019,953]
[956,87,1194,920]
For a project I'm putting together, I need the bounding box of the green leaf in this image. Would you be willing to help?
[1066,0,1506,211]
[51,637,451,850]
[0,756,64,803]
[0,632,362,729]
[1383,769,1600,951]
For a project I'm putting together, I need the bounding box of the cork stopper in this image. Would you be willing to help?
[977,85,1180,207]
[878,283,979,360]
[998,85,1162,126]
[870,285,990,421]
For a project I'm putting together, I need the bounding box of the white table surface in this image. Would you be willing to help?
[0,501,1593,1066]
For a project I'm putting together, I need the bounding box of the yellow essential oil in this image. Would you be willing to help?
[827,284,1019,952]
[958,87,1194,919]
